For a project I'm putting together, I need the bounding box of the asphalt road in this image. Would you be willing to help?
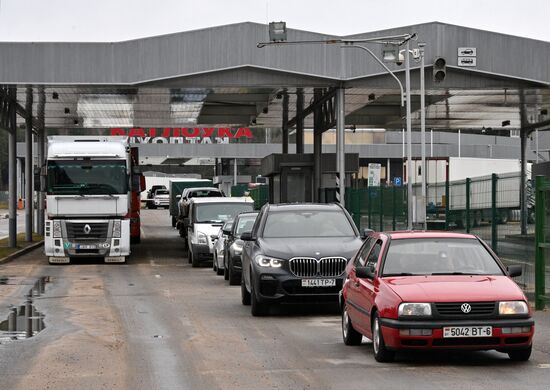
[1,209,550,389]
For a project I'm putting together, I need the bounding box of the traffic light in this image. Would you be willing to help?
[433,57,446,82]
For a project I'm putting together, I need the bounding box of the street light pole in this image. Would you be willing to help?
[419,42,427,230]
[405,40,413,230]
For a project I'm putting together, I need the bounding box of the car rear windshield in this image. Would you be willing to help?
[263,210,355,238]
[190,190,222,198]
[195,203,254,223]
[381,238,504,276]
[155,190,169,195]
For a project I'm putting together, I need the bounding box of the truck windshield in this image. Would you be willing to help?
[47,160,128,195]
[195,203,254,223]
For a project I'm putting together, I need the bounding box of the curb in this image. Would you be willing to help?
[0,240,44,264]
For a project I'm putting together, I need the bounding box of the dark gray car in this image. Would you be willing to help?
[240,203,365,316]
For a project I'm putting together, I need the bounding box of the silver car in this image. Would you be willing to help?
[213,220,233,275]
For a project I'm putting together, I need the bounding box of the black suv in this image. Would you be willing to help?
[223,211,259,285]
[240,203,364,316]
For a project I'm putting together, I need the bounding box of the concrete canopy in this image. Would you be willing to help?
[0,21,549,131]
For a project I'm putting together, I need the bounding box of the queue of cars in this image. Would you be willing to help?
[169,187,534,363]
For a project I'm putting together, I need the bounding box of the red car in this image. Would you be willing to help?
[340,231,534,362]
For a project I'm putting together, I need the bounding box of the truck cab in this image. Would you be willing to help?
[44,136,132,264]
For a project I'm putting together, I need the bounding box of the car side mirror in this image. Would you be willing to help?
[361,228,374,240]
[222,228,231,235]
[507,265,522,277]
[355,265,376,279]
[241,232,254,241]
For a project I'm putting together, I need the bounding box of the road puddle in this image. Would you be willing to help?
[0,276,49,343]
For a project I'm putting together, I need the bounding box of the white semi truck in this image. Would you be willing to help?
[408,157,530,227]
[44,136,132,264]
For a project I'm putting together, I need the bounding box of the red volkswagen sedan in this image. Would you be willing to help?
[340,231,534,362]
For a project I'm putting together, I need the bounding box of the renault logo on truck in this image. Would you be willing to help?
[83,224,92,235]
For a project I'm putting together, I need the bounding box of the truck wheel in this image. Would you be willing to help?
[473,212,481,227]
[498,210,509,224]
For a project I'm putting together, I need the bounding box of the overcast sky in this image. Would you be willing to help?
[0,0,548,42]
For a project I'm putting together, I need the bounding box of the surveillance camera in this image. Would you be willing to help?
[395,52,405,66]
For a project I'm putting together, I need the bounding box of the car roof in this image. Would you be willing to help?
[385,231,478,240]
[266,203,343,212]
[235,211,259,219]
[190,197,253,204]
[186,187,222,193]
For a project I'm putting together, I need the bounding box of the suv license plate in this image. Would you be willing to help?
[443,326,492,338]
[301,279,336,287]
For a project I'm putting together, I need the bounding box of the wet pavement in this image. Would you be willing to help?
[0,209,550,389]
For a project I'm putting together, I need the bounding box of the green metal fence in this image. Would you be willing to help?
[419,172,540,299]
[535,175,550,310]
[345,186,408,232]
[345,173,544,300]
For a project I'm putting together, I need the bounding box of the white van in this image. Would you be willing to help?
[186,197,254,267]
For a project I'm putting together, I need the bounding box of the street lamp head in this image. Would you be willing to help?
[382,43,400,63]
[269,21,287,42]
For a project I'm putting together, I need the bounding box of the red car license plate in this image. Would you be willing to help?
[443,326,492,338]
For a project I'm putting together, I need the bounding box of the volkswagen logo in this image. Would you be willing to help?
[83,224,92,235]
[460,303,472,314]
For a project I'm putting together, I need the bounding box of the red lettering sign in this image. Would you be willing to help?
[217,128,233,138]
[108,127,253,142]
[235,127,252,138]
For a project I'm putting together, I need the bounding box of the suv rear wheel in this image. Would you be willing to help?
[228,259,240,285]
[241,276,251,305]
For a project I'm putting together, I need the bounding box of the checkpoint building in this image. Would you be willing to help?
[1,21,550,243]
